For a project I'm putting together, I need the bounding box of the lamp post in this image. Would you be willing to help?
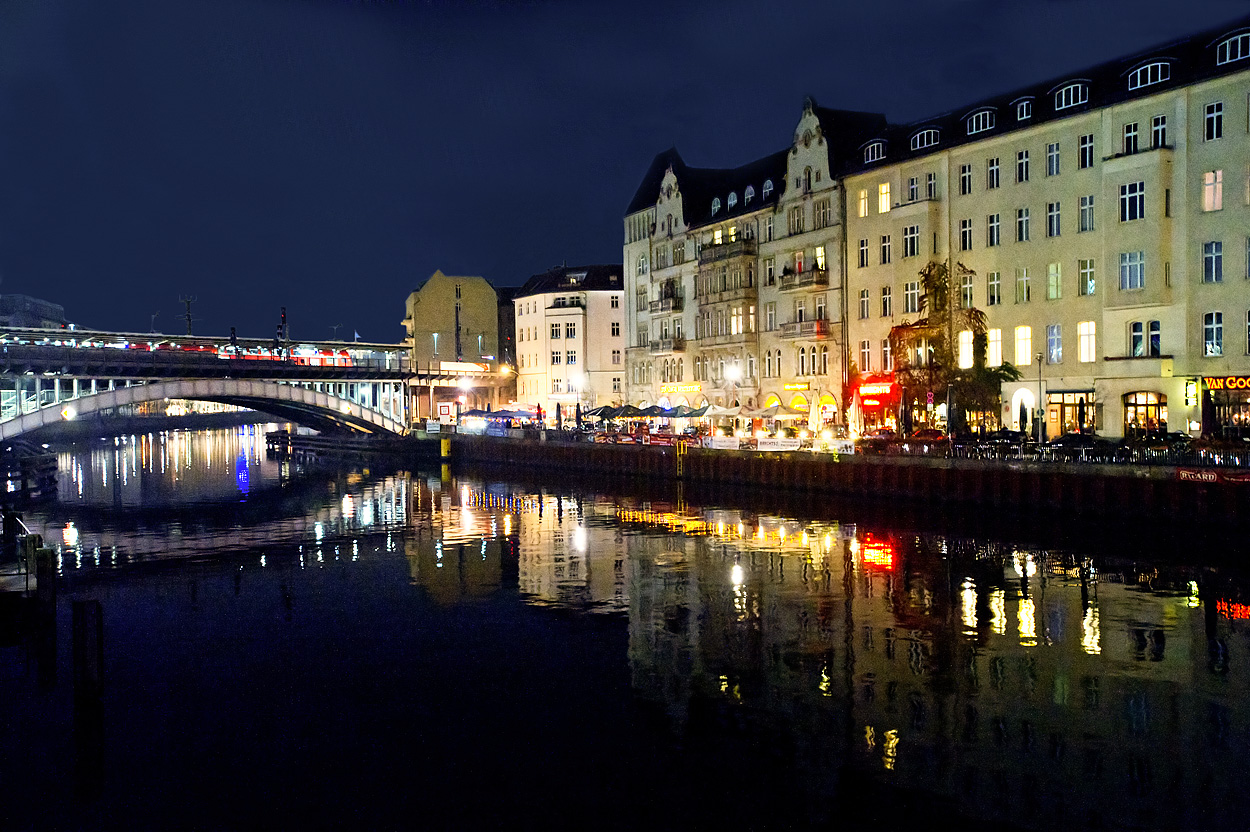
[1035,351,1044,444]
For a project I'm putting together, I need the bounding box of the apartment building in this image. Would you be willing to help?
[627,13,1250,438]
[513,264,625,418]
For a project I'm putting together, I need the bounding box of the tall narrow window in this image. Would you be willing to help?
[904,281,920,314]
[1046,202,1061,237]
[878,183,891,213]
[903,225,919,258]
[926,173,936,199]
[1079,134,1094,169]
[1151,115,1167,148]
[987,272,1001,306]
[1017,208,1030,242]
[988,329,1002,366]
[1130,320,1144,357]
[1077,321,1096,363]
[1204,241,1224,283]
[881,286,893,317]
[882,340,893,372]
[1047,262,1062,299]
[1047,324,1062,364]
[859,341,871,373]
[1123,123,1139,155]
[958,330,974,369]
[1078,259,1095,296]
[859,290,870,319]
[959,164,972,195]
[987,158,1000,189]
[1016,150,1030,183]
[960,271,974,309]
[1204,312,1224,356]
[959,219,972,251]
[907,176,918,202]
[858,240,868,268]
[1204,170,1224,211]
[1119,251,1145,290]
[1016,268,1031,303]
[858,189,868,218]
[1205,102,1224,141]
[1046,142,1060,175]
[1120,181,1145,221]
[1079,195,1095,232]
[880,235,892,265]
[987,213,1001,247]
[1014,326,1032,366]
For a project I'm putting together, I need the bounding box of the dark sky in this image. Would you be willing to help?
[0,0,1243,342]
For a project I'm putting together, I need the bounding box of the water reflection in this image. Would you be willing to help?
[18,430,1250,829]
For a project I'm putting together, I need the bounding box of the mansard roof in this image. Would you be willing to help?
[515,264,624,299]
[625,146,789,229]
[845,10,1250,174]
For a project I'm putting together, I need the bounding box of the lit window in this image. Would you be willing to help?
[1047,324,1062,364]
[1054,82,1089,110]
[1216,33,1250,65]
[1127,61,1170,90]
[911,129,940,151]
[1203,170,1223,211]
[1079,259,1095,296]
[1047,262,1062,299]
[1014,326,1032,366]
[858,189,868,218]
[988,329,1002,366]
[1077,321,1096,363]
[864,141,885,163]
[958,330,974,368]
[967,110,995,135]
[878,182,891,213]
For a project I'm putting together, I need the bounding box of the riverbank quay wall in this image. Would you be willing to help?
[453,436,1242,521]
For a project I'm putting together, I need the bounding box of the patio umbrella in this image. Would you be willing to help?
[640,405,666,417]
[617,405,643,418]
[555,403,562,429]
[1077,397,1086,433]
[575,402,582,429]
[685,405,709,418]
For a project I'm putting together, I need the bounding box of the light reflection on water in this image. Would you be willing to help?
[11,427,1250,830]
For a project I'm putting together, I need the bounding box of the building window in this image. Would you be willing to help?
[1120,181,1145,221]
[1054,82,1088,110]
[1130,320,1161,357]
[1047,262,1062,299]
[765,216,774,242]
[858,189,868,218]
[907,176,918,202]
[814,198,832,229]
[959,271,974,309]
[566,350,576,365]
[881,286,893,317]
[859,340,871,372]
[864,141,885,163]
[1016,150,1029,183]
[766,303,776,331]
[1016,208,1030,242]
[926,172,936,199]
[1151,115,1167,148]
[1047,324,1062,364]
[1128,61,1170,90]
[957,330,974,369]
[794,251,804,273]
[612,349,622,364]
[815,246,826,270]
[911,129,940,151]
[1079,195,1095,232]
[1203,170,1223,211]
[1016,268,1031,303]
[857,240,868,268]
[763,180,774,200]
[565,322,576,338]
[788,206,805,235]
[611,295,620,309]
[1046,142,1060,176]
[611,321,621,337]
[1123,122,1139,155]
[551,323,561,339]
[1205,102,1224,141]
[1076,321,1096,363]
[878,182,891,213]
[959,219,972,251]
[967,110,995,135]
[904,281,920,314]
[1014,326,1032,366]
[1204,241,1224,283]
[987,213,1001,247]
[1217,33,1250,65]
[1017,99,1032,120]
[858,290,870,320]
[1119,251,1145,290]
[903,225,920,258]
[1205,311,1224,356]
[987,157,1000,189]
[551,351,561,365]
[988,329,1002,366]
[959,164,972,195]
[1079,134,1094,169]
[1079,259,1095,296]
[727,192,737,209]
[880,235,892,265]
[987,271,1001,306]
[710,198,720,216]
[1046,202,1061,237]
[611,377,621,393]
[636,254,648,275]
[882,340,893,372]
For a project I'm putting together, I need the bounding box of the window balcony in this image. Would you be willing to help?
[698,238,757,266]
[778,268,829,292]
[649,337,686,355]
[649,296,684,314]
[548,297,585,310]
[697,285,758,306]
[779,319,834,339]
[698,330,759,347]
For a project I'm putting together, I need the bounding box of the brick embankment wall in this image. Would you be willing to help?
[453,435,1244,521]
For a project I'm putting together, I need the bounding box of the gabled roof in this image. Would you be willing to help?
[626,146,789,230]
[515,264,624,299]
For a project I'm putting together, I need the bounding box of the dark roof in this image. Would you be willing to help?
[515,264,624,299]
[811,104,888,169]
[626,146,790,230]
[843,10,1250,175]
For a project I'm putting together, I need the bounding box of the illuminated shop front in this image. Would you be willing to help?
[1123,391,1167,436]
[855,377,898,431]
[1046,391,1097,436]
[1202,376,1250,437]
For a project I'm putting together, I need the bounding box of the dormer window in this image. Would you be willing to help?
[863,141,886,163]
[966,110,995,135]
[910,129,940,151]
[1054,82,1089,110]
[1128,61,1171,90]
[728,192,738,209]
[1016,99,1033,120]
[1216,33,1250,65]
[744,185,755,203]
[711,198,721,216]
[762,180,774,199]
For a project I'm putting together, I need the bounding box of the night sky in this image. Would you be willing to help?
[0,0,1243,342]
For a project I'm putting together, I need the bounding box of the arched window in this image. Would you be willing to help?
[775,350,783,376]
[744,185,755,203]
[765,351,773,378]
[803,167,812,192]
[711,198,721,216]
[799,349,807,376]
[864,141,886,163]
[1217,33,1250,65]
[677,358,683,381]
[820,347,829,375]
[1015,98,1033,120]
[966,110,995,135]
[1054,82,1089,110]
[910,129,940,151]
[728,192,738,208]
[1127,61,1170,90]
[762,180,774,199]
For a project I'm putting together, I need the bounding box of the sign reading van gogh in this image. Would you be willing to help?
[1203,375,1250,390]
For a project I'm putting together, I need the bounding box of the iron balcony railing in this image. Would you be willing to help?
[698,238,757,266]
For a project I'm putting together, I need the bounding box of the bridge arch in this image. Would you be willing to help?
[0,378,407,442]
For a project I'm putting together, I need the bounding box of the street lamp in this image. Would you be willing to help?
[457,377,473,424]
[1035,351,1044,444]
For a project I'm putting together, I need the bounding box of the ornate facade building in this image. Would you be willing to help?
[625,13,1250,438]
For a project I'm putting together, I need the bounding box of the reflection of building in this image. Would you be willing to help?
[515,493,627,611]
[512,265,625,418]
[627,13,1250,438]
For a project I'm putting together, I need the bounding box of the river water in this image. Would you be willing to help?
[1,424,1247,830]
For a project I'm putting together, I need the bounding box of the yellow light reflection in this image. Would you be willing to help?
[1018,598,1037,647]
[990,589,1006,635]
[960,578,977,634]
[1082,606,1101,655]
[883,729,899,770]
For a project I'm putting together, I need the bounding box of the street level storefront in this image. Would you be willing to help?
[1003,376,1193,439]
[1047,391,1098,437]
[1203,375,1250,437]
[853,376,898,433]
